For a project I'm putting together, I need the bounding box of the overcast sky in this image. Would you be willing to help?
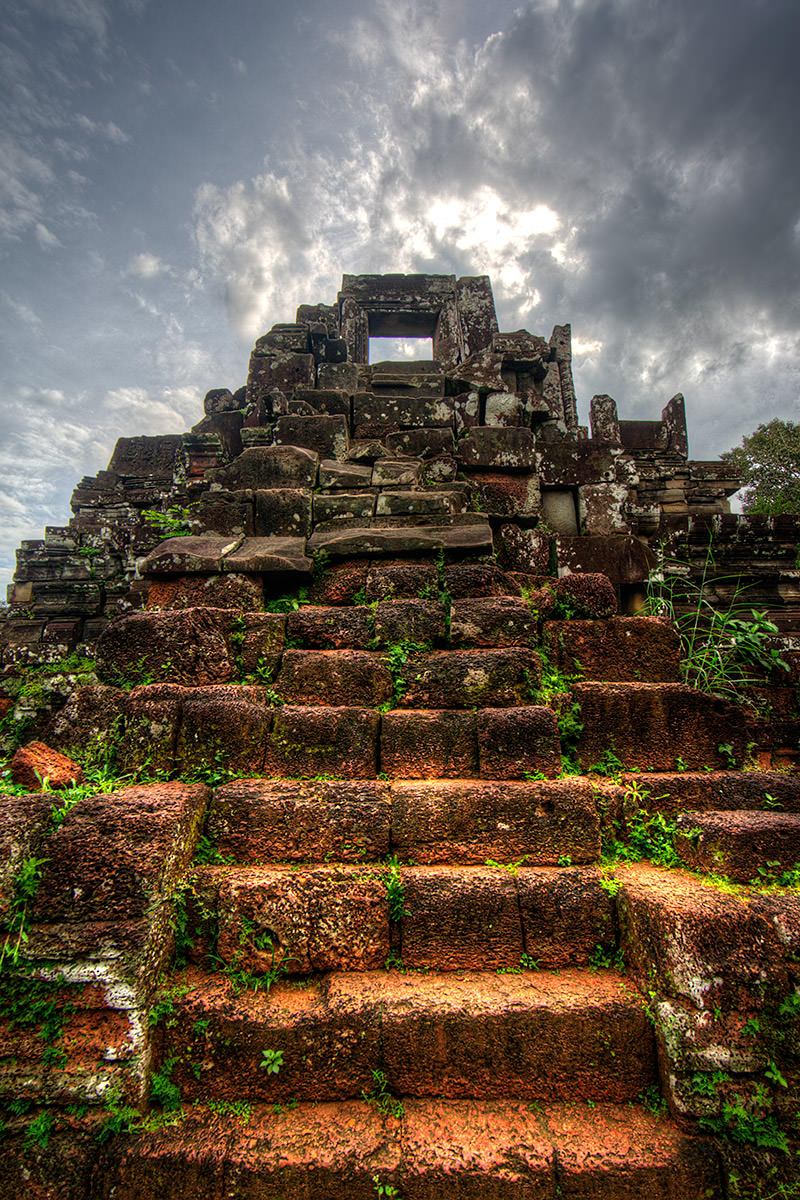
[1,0,798,593]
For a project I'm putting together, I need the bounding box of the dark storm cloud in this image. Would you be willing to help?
[0,0,798,591]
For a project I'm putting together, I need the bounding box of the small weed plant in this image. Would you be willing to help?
[362,1069,404,1119]
[645,540,789,707]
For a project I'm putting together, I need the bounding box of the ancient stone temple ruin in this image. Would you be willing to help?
[1,273,799,1197]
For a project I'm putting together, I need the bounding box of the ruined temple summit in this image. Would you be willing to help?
[1,274,799,1198]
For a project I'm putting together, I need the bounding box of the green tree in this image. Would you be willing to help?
[721,420,800,514]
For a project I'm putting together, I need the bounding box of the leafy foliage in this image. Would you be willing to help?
[721,419,800,515]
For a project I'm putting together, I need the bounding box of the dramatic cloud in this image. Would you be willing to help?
[1,0,798,593]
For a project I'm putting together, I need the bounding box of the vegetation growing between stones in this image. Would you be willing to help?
[645,544,790,708]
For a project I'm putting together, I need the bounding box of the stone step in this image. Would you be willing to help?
[95,1099,721,1199]
[541,617,682,682]
[206,777,602,865]
[306,521,493,558]
[273,648,542,708]
[617,770,800,816]
[673,809,800,883]
[156,967,656,1105]
[573,682,749,773]
[614,861,800,1123]
[288,599,448,648]
[183,863,615,974]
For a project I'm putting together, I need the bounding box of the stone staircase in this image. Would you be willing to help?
[3,549,800,1198]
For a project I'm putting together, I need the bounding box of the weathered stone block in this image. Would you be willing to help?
[254,489,312,537]
[390,779,601,864]
[372,599,447,646]
[477,707,561,779]
[292,389,350,417]
[246,351,315,407]
[541,617,681,682]
[674,810,800,883]
[31,781,208,925]
[313,492,376,523]
[400,649,542,709]
[187,490,254,537]
[495,525,552,574]
[207,778,391,863]
[370,459,422,487]
[457,427,536,470]
[175,686,270,777]
[384,428,456,458]
[380,710,478,778]
[304,559,370,606]
[573,682,749,772]
[203,388,237,415]
[211,865,389,975]
[118,683,187,776]
[286,606,373,649]
[264,706,379,778]
[443,562,522,599]
[485,393,525,427]
[142,536,243,576]
[375,490,462,517]
[554,572,617,618]
[366,561,439,601]
[468,472,541,519]
[274,650,393,707]
[221,537,312,576]
[108,435,182,479]
[147,573,264,611]
[238,612,286,679]
[11,741,84,790]
[450,597,537,647]
[400,866,521,969]
[96,608,237,686]
[317,460,372,489]
[208,445,318,492]
[273,415,349,461]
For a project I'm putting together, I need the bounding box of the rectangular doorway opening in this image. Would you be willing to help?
[368,336,434,363]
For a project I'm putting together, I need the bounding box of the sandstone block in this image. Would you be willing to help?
[273,414,349,461]
[274,650,393,707]
[264,706,379,778]
[246,351,315,406]
[495,525,552,574]
[542,617,681,682]
[208,778,391,862]
[477,707,561,779]
[574,682,748,773]
[457,427,535,470]
[370,459,422,487]
[221,536,312,576]
[175,687,271,777]
[208,445,319,492]
[187,490,253,537]
[384,428,456,458]
[380,710,478,778]
[317,460,373,489]
[485,392,525,427]
[11,741,83,790]
[254,488,312,537]
[400,649,542,709]
[450,597,537,647]
[375,490,463,518]
[141,535,243,575]
[313,492,376,523]
[287,605,373,649]
[203,388,237,415]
